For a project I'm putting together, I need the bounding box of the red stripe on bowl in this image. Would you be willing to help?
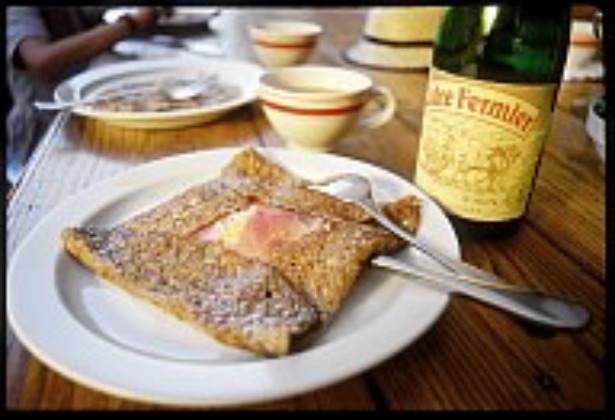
[254,38,315,49]
[260,99,362,116]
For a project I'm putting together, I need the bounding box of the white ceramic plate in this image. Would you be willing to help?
[54,58,264,129]
[8,148,457,407]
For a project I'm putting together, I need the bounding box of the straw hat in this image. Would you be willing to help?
[345,7,447,70]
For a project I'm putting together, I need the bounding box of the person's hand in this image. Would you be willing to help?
[127,7,159,32]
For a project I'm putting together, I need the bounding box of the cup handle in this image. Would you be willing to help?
[357,85,397,131]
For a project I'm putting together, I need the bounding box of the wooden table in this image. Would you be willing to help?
[6,8,606,410]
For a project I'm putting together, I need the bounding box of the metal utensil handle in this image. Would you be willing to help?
[34,101,80,111]
[366,204,502,283]
[373,255,590,329]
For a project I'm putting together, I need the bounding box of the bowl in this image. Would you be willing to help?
[249,20,323,67]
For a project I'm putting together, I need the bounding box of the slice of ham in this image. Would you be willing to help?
[197,204,323,260]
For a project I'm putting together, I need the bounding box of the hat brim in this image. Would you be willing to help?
[343,38,433,71]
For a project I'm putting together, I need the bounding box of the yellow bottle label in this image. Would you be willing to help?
[415,68,556,221]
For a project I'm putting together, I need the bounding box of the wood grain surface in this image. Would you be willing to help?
[6,8,605,410]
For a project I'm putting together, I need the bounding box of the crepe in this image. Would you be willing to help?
[62,149,422,356]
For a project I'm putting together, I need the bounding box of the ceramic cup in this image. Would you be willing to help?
[249,20,323,67]
[259,66,396,151]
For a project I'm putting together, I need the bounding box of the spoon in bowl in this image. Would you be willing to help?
[159,74,217,100]
[34,74,217,111]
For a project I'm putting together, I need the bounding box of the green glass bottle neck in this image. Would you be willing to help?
[433,4,571,84]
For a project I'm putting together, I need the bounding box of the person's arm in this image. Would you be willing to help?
[16,8,158,82]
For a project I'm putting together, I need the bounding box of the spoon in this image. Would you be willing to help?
[34,75,216,111]
[308,173,590,329]
[309,173,501,281]
[163,75,216,101]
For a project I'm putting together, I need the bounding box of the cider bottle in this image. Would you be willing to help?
[414,4,571,239]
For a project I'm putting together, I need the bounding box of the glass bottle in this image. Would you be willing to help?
[414,3,571,239]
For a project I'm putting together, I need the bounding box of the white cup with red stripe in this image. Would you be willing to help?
[249,20,323,67]
[259,66,396,152]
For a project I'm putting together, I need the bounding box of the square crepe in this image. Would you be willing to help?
[62,149,421,356]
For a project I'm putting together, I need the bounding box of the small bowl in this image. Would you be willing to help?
[249,20,323,67]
